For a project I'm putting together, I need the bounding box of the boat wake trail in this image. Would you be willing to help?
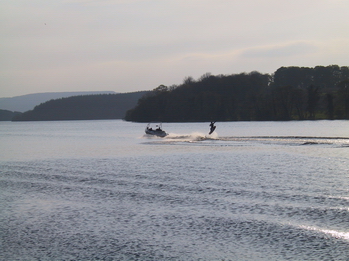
[165,132,218,141]
[222,136,349,147]
[143,133,349,147]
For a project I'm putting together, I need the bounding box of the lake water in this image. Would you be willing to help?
[1,120,348,260]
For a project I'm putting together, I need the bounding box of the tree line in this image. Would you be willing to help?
[125,65,349,122]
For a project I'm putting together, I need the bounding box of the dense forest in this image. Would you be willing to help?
[12,91,149,121]
[125,65,349,122]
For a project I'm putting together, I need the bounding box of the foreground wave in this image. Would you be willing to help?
[1,156,348,260]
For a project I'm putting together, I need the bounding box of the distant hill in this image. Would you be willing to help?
[0,91,116,112]
[12,91,150,121]
[0,109,21,121]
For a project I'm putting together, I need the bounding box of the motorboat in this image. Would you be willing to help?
[145,123,168,137]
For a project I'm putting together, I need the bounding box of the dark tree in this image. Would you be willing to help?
[338,80,349,119]
[307,85,320,120]
[326,93,334,120]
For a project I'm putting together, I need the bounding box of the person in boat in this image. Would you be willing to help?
[209,121,216,133]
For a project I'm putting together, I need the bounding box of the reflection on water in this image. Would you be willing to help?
[0,120,348,260]
[301,226,349,241]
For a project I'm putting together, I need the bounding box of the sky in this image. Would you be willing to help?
[1,0,349,97]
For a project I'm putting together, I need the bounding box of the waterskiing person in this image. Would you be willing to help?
[209,121,216,134]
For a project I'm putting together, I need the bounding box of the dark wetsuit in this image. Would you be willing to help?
[209,122,216,133]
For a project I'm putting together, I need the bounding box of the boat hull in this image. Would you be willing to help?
[145,129,168,137]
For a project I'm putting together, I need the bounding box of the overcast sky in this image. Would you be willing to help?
[1,0,349,97]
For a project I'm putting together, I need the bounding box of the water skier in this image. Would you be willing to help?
[209,121,216,135]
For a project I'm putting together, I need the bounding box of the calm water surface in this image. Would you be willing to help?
[0,120,348,260]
